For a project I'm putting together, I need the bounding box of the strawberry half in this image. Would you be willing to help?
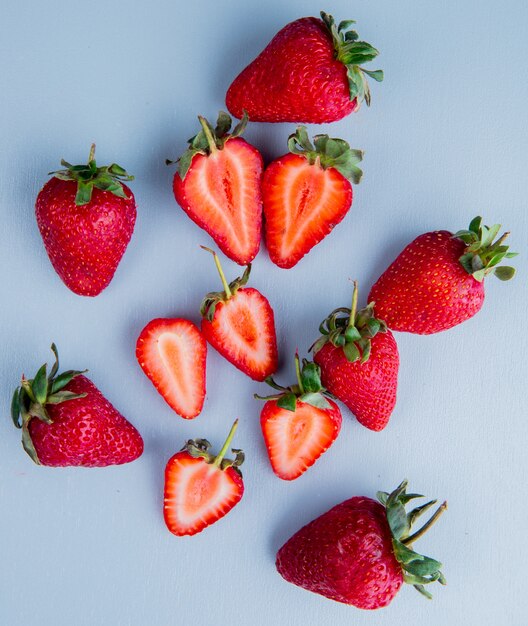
[11,344,143,467]
[35,145,136,296]
[226,12,383,123]
[164,420,244,536]
[312,282,399,432]
[368,216,518,334]
[170,111,263,265]
[200,247,278,381]
[256,353,341,480]
[136,318,207,419]
[263,126,363,268]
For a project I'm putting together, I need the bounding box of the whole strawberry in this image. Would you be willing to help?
[226,12,383,123]
[170,111,263,265]
[255,353,342,480]
[276,480,446,609]
[200,247,278,381]
[368,216,518,334]
[312,282,398,431]
[11,345,143,466]
[36,145,136,296]
[263,126,363,268]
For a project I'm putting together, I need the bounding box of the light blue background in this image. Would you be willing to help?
[1,1,527,624]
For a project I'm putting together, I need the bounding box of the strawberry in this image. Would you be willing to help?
[312,282,398,431]
[10,344,143,467]
[255,353,341,480]
[276,480,447,609]
[35,144,136,296]
[136,318,207,419]
[170,111,263,265]
[226,12,383,124]
[368,216,518,334]
[164,420,244,536]
[200,247,278,381]
[263,127,363,268]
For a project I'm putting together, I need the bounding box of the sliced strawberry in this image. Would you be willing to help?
[263,127,362,268]
[171,112,263,265]
[136,318,207,419]
[164,420,244,536]
[200,247,278,381]
[256,354,342,480]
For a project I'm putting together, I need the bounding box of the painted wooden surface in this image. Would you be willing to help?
[0,0,526,624]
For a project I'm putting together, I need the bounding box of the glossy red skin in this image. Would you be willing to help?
[226,17,358,123]
[369,230,485,334]
[28,375,144,467]
[276,496,403,609]
[163,451,244,536]
[314,332,399,432]
[262,154,353,268]
[35,178,136,296]
[201,288,278,381]
[172,138,263,265]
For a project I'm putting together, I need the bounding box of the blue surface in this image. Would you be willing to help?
[1,1,527,624]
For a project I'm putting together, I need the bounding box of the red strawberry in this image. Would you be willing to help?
[136,318,207,419]
[170,111,263,265]
[312,282,398,431]
[368,216,517,334]
[263,127,363,268]
[256,353,341,480]
[200,247,278,381]
[226,12,383,124]
[276,480,447,609]
[11,345,143,467]
[164,420,244,536]
[35,145,136,296]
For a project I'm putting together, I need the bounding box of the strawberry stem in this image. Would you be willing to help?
[201,246,232,298]
[294,352,304,394]
[88,143,96,163]
[346,280,359,331]
[198,116,218,154]
[213,419,239,468]
[402,501,448,545]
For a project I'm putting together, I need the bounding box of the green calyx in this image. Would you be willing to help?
[377,480,447,599]
[199,246,251,322]
[311,281,387,363]
[183,420,244,473]
[320,11,383,106]
[49,144,133,206]
[10,344,87,464]
[288,126,363,183]
[454,216,518,282]
[171,110,249,179]
[254,352,335,412]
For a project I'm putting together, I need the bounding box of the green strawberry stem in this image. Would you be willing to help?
[198,116,218,154]
[294,352,304,394]
[455,216,517,282]
[213,419,239,468]
[201,246,232,298]
[49,144,133,207]
[402,501,448,546]
[346,280,359,334]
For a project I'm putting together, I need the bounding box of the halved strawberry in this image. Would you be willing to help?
[136,318,207,419]
[170,111,263,265]
[263,127,363,268]
[164,420,244,536]
[200,247,278,381]
[256,354,341,480]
